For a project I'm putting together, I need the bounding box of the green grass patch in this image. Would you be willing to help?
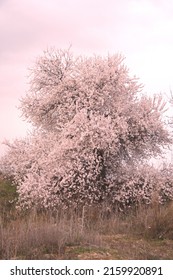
[0,177,17,219]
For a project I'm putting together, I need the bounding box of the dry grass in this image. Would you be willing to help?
[1,177,173,259]
[0,208,102,259]
[0,201,173,259]
[128,201,173,239]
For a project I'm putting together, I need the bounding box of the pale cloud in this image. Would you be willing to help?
[130,0,158,15]
[0,0,113,54]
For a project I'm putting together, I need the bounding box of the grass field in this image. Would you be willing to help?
[1,176,173,260]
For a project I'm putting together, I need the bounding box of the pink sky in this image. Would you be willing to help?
[1,0,173,155]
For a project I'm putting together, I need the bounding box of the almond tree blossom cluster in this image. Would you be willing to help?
[0,49,172,210]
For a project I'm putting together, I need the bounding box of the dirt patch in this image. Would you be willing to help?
[61,235,173,260]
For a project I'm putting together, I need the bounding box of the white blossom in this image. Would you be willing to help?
[0,49,172,211]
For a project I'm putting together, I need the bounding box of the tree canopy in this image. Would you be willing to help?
[0,49,172,210]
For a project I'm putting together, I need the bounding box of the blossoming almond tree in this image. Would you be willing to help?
[0,49,172,210]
